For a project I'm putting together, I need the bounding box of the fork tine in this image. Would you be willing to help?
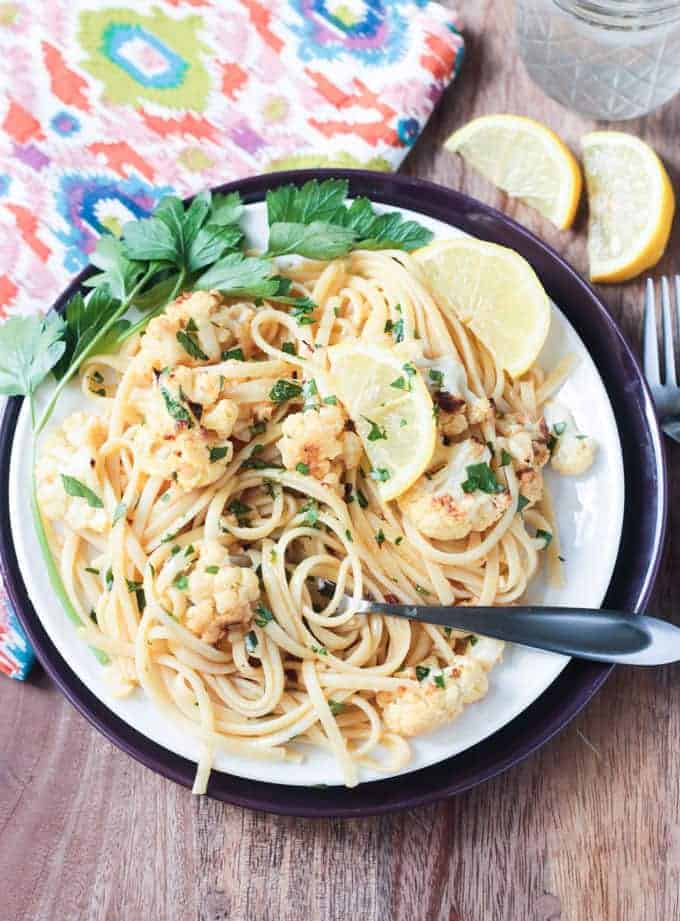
[643,277,661,386]
[661,276,677,387]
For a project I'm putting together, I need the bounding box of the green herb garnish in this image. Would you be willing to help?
[61,475,103,509]
[461,463,504,495]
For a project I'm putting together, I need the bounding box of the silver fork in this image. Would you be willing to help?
[643,276,680,442]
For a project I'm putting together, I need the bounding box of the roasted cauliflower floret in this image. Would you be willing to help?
[467,636,505,671]
[202,399,239,440]
[516,466,544,509]
[135,426,230,492]
[36,411,109,533]
[500,413,551,469]
[544,403,597,476]
[279,405,346,479]
[184,541,261,644]
[418,356,492,434]
[171,365,222,407]
[377,657,488,736]
[212,302,257,357]
[399,439,511,541]
[138,291,223,369]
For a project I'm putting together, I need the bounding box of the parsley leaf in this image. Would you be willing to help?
[61,474,103,509]
[53,287,120,380]
[517,494,530,514]
[0,313,66,400]
[370,467,391,482]
[254,604,274,627]
[296,462,310,475]
[160,385,193,427]
[500,450,512,467]
[329,700,345,716]
[415,666,430,682]
[363,416,387,441]
[194,253,278,297]
[461,463,504,494]
[176,329,209,361]
[384,318,405,343]
[536,529,553,546]
[221,347,244,361]
[434,673,446,689]
[209,445,230,462]
[269,379,303,403]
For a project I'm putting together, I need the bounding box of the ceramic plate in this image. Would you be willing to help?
[0,170,666,815]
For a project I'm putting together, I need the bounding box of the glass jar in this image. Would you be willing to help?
[515,1,680,120]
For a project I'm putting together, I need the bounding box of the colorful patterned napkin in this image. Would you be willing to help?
[0,0,464,678]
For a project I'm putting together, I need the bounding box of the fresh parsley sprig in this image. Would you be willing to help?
[265,179,433,260]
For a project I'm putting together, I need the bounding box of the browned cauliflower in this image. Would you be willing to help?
[544,403,597,476]
[376,657,488,736]
[36,411,109,533]
[399,439,511,541]
[211,302,257,358]
[279,405,346,480]
[184,541,261,644]
[418,356,492,435]
[499,413,551,469]
[138,290,223,369]
[516,466,544,509]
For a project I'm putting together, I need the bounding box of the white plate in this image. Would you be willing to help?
[9,202,625,786]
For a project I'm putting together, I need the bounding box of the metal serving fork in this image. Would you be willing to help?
[643,275,680,441]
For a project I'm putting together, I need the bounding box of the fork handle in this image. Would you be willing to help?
[356,602,680,666]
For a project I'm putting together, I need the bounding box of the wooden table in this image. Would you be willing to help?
[2,4,679,919]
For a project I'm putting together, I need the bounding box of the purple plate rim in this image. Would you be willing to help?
[0,169,667,818]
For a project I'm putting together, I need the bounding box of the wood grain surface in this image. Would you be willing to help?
[2,3,680,919]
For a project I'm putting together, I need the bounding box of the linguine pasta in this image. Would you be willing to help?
[35,249,595,791]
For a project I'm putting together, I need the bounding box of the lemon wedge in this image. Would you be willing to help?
[582,131,675,283]
[415,237,550,378]
[327,343,436,502]
[445,114,582,230]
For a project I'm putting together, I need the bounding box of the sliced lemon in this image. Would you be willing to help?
[445,114,582,230]
[582,131,675,283]
[327,343,436,502]
[416,237,550,378]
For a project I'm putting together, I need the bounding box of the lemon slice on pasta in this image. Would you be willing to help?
[327,343,436,502]
[415,237,550,378]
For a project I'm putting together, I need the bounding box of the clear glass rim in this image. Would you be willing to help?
[554,0,680,28]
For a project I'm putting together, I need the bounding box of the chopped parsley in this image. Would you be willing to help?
[254,604,274,627]
[209,445,229,462]
[500,449,512,467]
[105,568,113,592]
[61,475,104,509]
[221,347,245,361]
[363,416,387,441]
[296,462,310,475]
[356,489,369,509]
[205,565,219,574]
[415,665,430,682]
[84,566,100,575]
[433,673,446,689]
[302,378,319,410]
[394,535,403,545]
[428,368,444,386]
[291,300,316,326]
[269,379,303,403]
[176,329,208,361]
[469,635,478,646]
[345,529,354,542]
[245,630,259,655]
[390,376,409,391]
[281,341,297,356]
[384,317,404,342]
[322,395,338,405]
[536,529,553,547]
[160,385,193,427]
[301,499,319,527]
[553,421,567,436]
[517,494,530,514]
[461,462,504,495]
[328,700,345,716]
[375,528,385,547]
[415,584,430,596]
[251,421,267,436]
[369,467,390,482]
[173,574,189,591]
[311,644,328,656]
